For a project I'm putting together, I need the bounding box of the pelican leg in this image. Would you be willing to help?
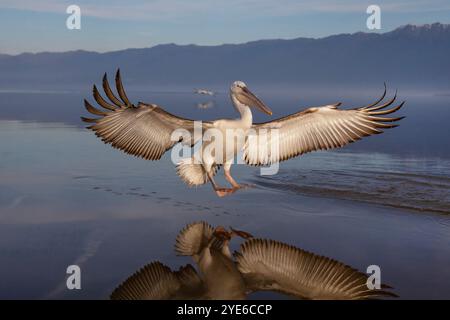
[207,171,236,198]
[224,169,240,188]
[224,168,254,189]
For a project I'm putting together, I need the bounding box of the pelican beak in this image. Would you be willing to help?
[213,227,232,241]
[230,227,253,239]
[238,87,272,116]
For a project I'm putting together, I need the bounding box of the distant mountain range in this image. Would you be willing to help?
[1,23,449,89]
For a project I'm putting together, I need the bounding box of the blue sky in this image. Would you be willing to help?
[1,0,449,55]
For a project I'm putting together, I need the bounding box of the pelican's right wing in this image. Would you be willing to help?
[82,70,213,160]
[235,239,397,300]
[110,262,205,300]
[243,86,404,166]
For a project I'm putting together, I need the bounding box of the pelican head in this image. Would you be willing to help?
[231,81,272,115]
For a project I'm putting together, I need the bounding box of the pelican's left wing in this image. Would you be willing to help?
[110,262,205,300]
[243,86,404,165]
[235,239,397,300]
[82,70,213,160]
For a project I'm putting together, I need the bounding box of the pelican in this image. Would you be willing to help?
[82,70,404,197]
[110,221,397,300]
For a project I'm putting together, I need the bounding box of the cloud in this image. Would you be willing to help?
[1,0,450,22]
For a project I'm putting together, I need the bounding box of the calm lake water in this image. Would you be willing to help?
[0,88,449,299]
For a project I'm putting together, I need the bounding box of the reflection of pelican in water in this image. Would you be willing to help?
[82,70,404,198]
[197,101,215,109]
[111,222,397,300]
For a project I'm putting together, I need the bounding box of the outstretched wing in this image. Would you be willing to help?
[235,239,397,300]
[110,262,205,300]
[243,85,404,166]
[174,221,215,257]
[82,69,212,160]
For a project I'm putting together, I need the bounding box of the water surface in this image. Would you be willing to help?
[0,89,449,299]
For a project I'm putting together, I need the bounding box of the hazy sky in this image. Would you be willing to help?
[1,0,449,55]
